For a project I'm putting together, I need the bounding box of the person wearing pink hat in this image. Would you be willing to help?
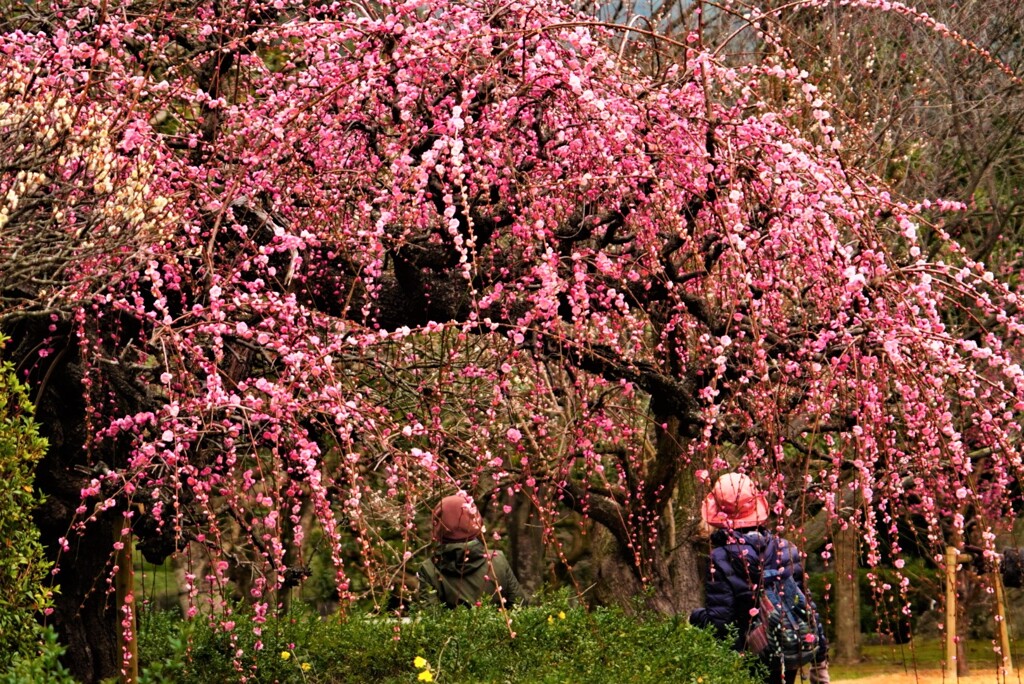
[418,493,527,608]
[689,473,829,684]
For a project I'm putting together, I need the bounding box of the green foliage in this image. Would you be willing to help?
[0,625,74,684]
[137,594,757,683]
[0,334,54,673]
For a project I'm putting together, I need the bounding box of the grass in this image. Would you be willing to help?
[829,639,1024,680]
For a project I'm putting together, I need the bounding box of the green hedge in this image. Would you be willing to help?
[137,596,758,683]
[0,334,61,676]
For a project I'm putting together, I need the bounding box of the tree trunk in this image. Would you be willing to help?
[35,455,119,683]
[833,522,862,664]
[591,525,703,615]
[18,325,134,684]
[561,412,705,614]
[956,571,970,676]
[508,490,545,597]
[40,516,118,683]
[589,438,704,618]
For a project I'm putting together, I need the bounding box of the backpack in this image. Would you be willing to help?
[745,567,820,668]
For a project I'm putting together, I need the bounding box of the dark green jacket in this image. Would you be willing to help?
[419,539,526,608]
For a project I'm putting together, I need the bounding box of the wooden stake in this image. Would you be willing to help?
[994,556,1014,677]
[114,514,138,684]
[945,545,958,677]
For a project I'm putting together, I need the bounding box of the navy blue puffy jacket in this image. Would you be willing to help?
[689,528,828,661]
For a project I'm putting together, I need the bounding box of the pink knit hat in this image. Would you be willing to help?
[432,494,483,542]
[700,473,769,529]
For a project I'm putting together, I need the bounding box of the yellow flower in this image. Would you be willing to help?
[300,662,311,672]
[558,611,566,620]
[414,656,428,669]
[547,615,554,624]
[280,651,291,661]
[418,670,434,682]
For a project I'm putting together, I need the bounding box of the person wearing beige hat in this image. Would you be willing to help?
[689,473,829,684]
[418,493,527,608]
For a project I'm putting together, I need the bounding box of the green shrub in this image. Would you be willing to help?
[137,594,758,683]
[0,334,55,673]
[0,626,74,684]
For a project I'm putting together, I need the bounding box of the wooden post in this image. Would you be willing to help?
[114,513,138,684]
[994,556,1014,676]
[834,522,862,663]
[945,545,958,677]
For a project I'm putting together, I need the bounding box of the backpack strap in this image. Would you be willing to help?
[722,535,769,651]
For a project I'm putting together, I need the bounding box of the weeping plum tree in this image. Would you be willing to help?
[3,0,1024,680]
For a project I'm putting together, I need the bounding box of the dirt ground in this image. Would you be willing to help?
[833,667,1023,684]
